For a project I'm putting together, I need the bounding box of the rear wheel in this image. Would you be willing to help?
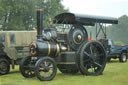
[119,52,127,62]
[35,57,57,81]
[78,41,107,75]
[0,58,10,75]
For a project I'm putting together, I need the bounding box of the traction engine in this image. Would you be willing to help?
[20,9,107,81]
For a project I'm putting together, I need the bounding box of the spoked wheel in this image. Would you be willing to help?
[78,41,106,75]
[57,64,79,74]
[0,58,10,75]
[20,56,35,78]
[35,57,57,81]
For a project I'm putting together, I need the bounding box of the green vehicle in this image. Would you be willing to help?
[0,31,36,75]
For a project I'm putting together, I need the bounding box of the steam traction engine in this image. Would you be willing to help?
[20,9,117,81]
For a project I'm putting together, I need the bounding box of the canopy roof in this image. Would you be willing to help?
[53,13,118,25]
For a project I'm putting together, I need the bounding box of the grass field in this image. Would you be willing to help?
[0,59,128,85]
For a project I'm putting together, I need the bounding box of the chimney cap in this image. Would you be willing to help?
[36,8,44,11]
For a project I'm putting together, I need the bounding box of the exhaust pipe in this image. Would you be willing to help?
[37,9,43,39]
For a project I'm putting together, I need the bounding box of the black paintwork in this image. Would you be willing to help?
[67,24,88,50]
[56,52,76,63]
[37,9,43,39]
[53,13,118,25]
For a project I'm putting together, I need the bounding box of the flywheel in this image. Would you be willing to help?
[67,24,88,50]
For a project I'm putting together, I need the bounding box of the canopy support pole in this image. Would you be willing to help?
[96,23,107,40]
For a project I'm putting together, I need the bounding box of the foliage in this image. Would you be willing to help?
[0,0,68,30]
[107,15,128,44]
[86,15,128,44]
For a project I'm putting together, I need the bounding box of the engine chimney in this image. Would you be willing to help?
[37,9,43,39]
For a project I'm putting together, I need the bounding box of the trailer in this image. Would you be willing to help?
[0,31,36,75]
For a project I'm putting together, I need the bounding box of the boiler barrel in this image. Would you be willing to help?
[36,41,60,57]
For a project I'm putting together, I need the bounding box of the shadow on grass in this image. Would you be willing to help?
[107,60,120,64]
[9,71,20,74]
[0,71,20,76]
[57,72,81,76]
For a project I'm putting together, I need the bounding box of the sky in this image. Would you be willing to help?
[62,0,128,18]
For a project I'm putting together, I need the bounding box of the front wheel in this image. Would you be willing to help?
[35,57,57,81]
[0,58,10,75]
[119,52,127,63]
[20,56,35,78]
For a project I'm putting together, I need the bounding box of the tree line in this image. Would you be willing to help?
[0,0,68,30]
[86,15,128,44]
[0,0,128,44]
[107,15,128,44]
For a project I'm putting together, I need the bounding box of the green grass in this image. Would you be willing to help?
[1,60,128,85]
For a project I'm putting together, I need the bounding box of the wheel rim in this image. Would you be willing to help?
[39,60,54,78]
[23,69,35,78]
[36,58,56,80]
[20,56,35,78]
[80,41,106,75]
[0,61,8,74]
